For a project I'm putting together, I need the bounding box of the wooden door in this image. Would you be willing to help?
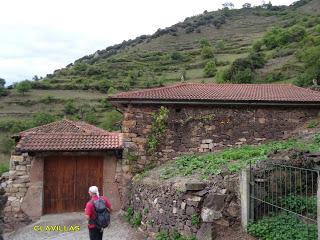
[74,156,103,211]
[43,155,103,214]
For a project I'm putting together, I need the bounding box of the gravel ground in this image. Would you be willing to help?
[4,211,146,240]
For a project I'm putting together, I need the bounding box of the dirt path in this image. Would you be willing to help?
[4,211,146,240]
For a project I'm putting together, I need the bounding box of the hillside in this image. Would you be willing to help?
[33,0,319,91]
[0,0,319,167]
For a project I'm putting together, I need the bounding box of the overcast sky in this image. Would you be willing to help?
[1,0,296,85]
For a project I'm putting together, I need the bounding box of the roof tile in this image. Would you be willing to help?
[108,83,320,103]
[16,120,123,152]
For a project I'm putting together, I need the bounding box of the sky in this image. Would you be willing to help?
[0,0,296,86]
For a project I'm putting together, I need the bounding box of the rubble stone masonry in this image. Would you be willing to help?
[120,104,319,175]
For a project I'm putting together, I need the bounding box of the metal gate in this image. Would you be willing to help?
[249,163,319,239]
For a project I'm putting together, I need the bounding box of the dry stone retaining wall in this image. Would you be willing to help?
[129,173,240,239]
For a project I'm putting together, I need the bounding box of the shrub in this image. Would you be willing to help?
[204,61,217,77]
[248,52,266,69]
[295,46,320,87]
[15,80,32,95]
[252,40,263,52]
[64,100,78,115]
[263,25,307,50]
[264,72,283,83]
[32,112,59,126]
[231,68,254,83]
[73,62,88,72]
[199,39,210,48]
[0,137,15,154]
[100,110,122,131]
[216,40,225,50]
[201,46,215,59]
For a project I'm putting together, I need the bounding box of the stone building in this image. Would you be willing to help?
[109,83,320,202]
[4,120,123,230]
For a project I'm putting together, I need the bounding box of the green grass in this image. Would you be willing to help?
[0,161,9,175]
[160,137,320,179]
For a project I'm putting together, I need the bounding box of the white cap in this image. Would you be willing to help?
[89,186,99,197]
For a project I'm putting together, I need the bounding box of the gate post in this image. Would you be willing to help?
[317,175,320,240]
[240,167,250,231]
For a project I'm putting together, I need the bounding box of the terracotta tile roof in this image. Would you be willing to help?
[16,120,123,152]
[108,83,320,104]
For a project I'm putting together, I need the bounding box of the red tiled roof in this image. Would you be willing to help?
[108,84,320,104]
[16,120,123,152]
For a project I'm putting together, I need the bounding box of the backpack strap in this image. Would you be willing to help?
[88,199,96,225]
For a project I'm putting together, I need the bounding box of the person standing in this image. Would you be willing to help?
[85,186,112,240]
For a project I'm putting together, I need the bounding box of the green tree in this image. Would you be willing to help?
[204,61,217,77]
[0,78,5,87]
[216,40,225,50]
[201,46,215,59]
[199,38,211,48]
[0,78,6,96]
[32,112,59,126]
[64,100,78,115]
[100,110,122,131]
[15,80,32,95]
[295,46,320,86]
[242,3,252,8]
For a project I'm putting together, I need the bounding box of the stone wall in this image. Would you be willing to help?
[119,104,318,182]
[129,174,240,239]
[3,153,32,231]
[0,174,8,240]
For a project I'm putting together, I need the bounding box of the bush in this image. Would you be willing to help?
[100,110,122,131]
[204,61,217,77]
[15,80,32,95]
[216,40,225,50]
[201,46,215,59]
[295,46,320,87]
[199,39,210,48]
[64,100,78,115]
[0,137,15,154]
[32,112,59,126]
[263,25,307,50]
[264,72,283,83]
[248,52,266,69]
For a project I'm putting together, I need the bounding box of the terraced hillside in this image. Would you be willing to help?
[0,0,319,170]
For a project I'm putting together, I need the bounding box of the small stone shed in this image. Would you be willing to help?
[4,120,123,228]
[109,83,320,202]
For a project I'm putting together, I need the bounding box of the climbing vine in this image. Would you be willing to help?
[147,106,170,154]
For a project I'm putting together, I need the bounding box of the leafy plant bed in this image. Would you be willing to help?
[155,230,196,240]
[160,137,320,179]
[248,212,317,240]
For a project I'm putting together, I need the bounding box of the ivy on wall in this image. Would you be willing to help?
[147,106,170,154]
